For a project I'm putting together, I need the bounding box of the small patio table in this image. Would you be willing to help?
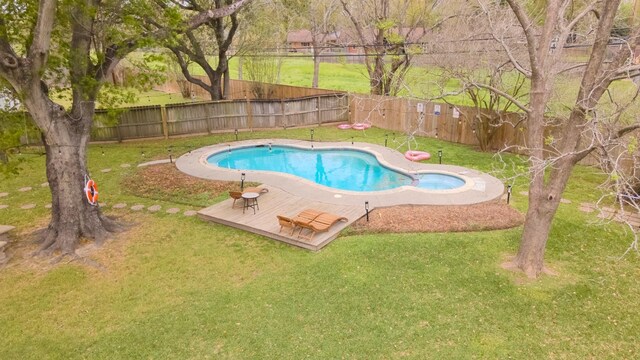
[242,192,260,214]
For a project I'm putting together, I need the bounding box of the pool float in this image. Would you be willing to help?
[352,123,371,130]
[404,150,431,162]
[337,123,352,130]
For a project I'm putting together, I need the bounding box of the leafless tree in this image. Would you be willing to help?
[470,0,640,277]
[339,0,444,96]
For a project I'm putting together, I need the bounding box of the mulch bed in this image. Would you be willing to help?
[132,164,524,233]
[350,203,524,234]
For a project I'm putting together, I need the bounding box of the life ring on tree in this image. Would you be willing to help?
[84,178,99,206]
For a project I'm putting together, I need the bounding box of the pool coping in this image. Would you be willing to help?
[176,139,505,207]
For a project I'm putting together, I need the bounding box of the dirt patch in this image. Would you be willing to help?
[350,202,523,234]
[127,163,239,197]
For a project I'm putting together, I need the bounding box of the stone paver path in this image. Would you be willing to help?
[131,204,145,211]
[40,182,49,187]
[184,210,197,217]
[0,193,8,198]
[44,204,52,209]
[120,164,131,168]
[112,203,127,209]
[100,169,112,173]
[18,187,32,192]
[0,205,8,210]
[148,205,161,212]
[20,204,36,210]
[519,191,528,196]
[560,198,572,204]
[166,208,180,214]
[578,205,595,213]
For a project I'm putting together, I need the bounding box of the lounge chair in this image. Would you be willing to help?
[275,209,323,237]
[292,209,323,225]
[296,212,348,240]
[229,191,243,208]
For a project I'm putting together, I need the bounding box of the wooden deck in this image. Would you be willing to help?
[198,187,366,251]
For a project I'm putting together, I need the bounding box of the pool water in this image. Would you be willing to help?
[207,145,465,192]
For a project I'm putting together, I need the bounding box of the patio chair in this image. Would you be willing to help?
[229,191,243,208]
[276,215,296,235]
[296,212,348,241]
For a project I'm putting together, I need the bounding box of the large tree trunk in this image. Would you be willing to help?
[515,195,559,277]
[37,109,120,255]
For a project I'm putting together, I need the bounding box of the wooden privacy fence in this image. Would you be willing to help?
[155,78,341,101]
[91,93,349,142]
[349,94,526,151]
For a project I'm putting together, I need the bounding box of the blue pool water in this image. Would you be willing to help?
[207,145,465,192]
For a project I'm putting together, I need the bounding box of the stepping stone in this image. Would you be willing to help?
[98,202,107,208]
[183,210,197,217]
[578,206,594,213]
[18,187,32,192]
[147,205,161,212]
[560,198,572,204]
[580,202,595,209]
[166,208,180,214]
[100,168,112,173]
[0,205,8,210]
[0,193,7,198]
[44,203,52,209]
[120,164,131,168]
[20,204,36,210]
[519,191,528,196]
[131,204,145,211]
[112,203,127,209]
[40,182,49,187]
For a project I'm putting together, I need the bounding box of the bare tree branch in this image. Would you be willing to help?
[28,0,57,74]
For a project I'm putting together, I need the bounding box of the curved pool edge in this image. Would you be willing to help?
[176,139,505,207]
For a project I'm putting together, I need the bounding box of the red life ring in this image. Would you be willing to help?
[84,179,99,205]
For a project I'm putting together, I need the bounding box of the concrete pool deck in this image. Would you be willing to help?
[176,139,505,208]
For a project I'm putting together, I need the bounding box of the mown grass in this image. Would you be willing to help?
[1,128,639,359]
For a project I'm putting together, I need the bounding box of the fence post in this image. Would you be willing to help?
[246,98,253,130]
[280,98,286,128]
[160,105,169,139]
[316,96,321,125]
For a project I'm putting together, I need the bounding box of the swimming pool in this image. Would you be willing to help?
[206,145,466,192]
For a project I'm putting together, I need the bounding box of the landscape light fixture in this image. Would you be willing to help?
[507,184,512,204]
[438,149,442,164]
[351,137,354,145]
[241,173,246,190]
[168,146,173,163]
[384,134,388,147]
[365,201,370,222]
[268,142,272,151]
[310,128,314,141]
[101,147,105,156]
[234,128,238,141]
[141,148,145,157]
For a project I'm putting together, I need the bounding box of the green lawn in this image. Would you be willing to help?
[0,128,638,358]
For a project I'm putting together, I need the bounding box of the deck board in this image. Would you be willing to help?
[198,187,366,250]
